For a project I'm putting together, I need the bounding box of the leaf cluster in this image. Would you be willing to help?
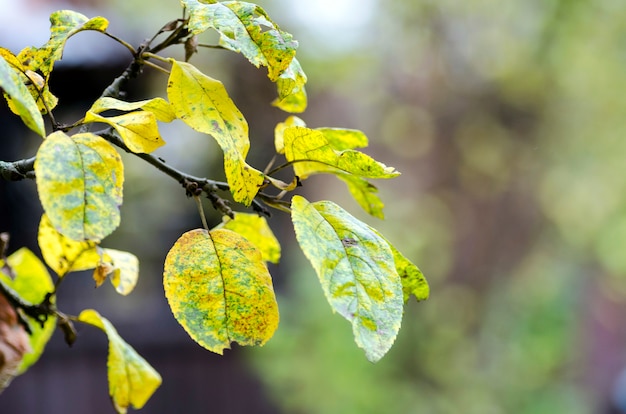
[0,2,428,411]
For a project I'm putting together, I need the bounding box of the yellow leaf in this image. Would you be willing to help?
[272,57,308,113]
[338,175,386,219]
[284,126,400,180]
[0,54,45,137]
[183,0,298,81]
[163,228,279,354]
[167,59,264,204]
[84,111,165,154]
[88,97,176,123]
[35,131,124,241]
[102,248,139,296]
[274,115,306,154]
[38,214,103,277]
[26,11,108,78]
[78,310,161,413]
[216,213,281,264]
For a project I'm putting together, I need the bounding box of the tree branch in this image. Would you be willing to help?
[0,158,36,181]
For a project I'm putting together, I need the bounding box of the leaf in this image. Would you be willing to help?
[338,175,386,219]
[369,233,429,303]
[163,228,279,354]
[316,128,369,151]
[0,248,56,374]
[78,309,161,414]
[183,0,298,81]
[84,111,165,154]
[272,57,308,113]
[38,213,103,276]
[35,131,124,242]
[216,213,281,264]
[26,11,109,78]
[274,115,306,154]
[88,97,176,123]
[290,195,403,362]
[167,59,265,205]
[101,249,139,296]
[0,54,45,137]
[283,126,400,180]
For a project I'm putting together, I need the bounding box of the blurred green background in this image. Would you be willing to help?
[3,0,626,413]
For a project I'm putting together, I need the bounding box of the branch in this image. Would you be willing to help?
[0,157,36,181]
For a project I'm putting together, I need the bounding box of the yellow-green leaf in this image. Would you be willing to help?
[216,213,281,264]
[272,57,307,113]
[84,111,165,153]
[88,97,176,123]
[0,248,56,374]
[167,59,264,204]
[370,233,429,303]
[27,11,109,78]
[283,127,400,180]
[35,131,123,241]
[183,0,298,81]
[101,248,139,296]
[78,309,161,414]
[163,228,279,354]
[338,175,386,219]
[290,195,403,362]
[38,213,103,276]
[0,54,45,137]
[274,115,306,154]
[316,128,369,151]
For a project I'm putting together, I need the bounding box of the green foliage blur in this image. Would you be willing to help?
[246,1,626,413]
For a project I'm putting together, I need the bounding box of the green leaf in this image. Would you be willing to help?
[290,195,403,362]
[0,54,45,137]
[0,248,56,374]
[163,228,279,354]
[283,127,400,180]
[38,213,103,276]
[216,213,281,264]
[272,57,308,113]
[88,97,176,123]
[35,131,124,242]
[84,111,166,153]
[101,248,139,296]
[78,309,161,414]
[338,175,386,219]
[167,59,264,205]
[274,115,306,154]
[183,0,298,81]
[27,11,109,78]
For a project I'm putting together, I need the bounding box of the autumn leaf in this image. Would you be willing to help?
[283,126,400,181]
[88,97,176,123]
[167,59,265,205]
[338,175,386,219]
[0,54,45,137]
[0,248,56,374]
[78,310,161,414]
[38,214,102,277]
[290,195,403,362]
[274,115,306,154]
[84,111,165,154]
[35,131,124,242]
[100,249,139,296]
[163,228,279,354]
[183,0,298,81]
[24,10,108,78]
[216,213,281,264]
[272,57,307,113]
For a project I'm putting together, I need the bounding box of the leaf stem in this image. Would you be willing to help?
[194,196,210,231]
